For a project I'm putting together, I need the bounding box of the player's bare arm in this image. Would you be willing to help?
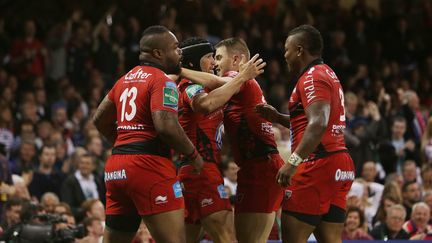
[181,54,264,90]
[181,68,229,90]
[255,103,291,128]
[152,110,203,172]
[191,54,266,114]
[276,101,330,187]
[93,95,117,144]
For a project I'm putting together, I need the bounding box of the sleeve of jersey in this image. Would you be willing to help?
[150,77,179,113]
[300,78,332,109]
[184,84,205,106]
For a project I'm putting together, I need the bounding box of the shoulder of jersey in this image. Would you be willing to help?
[178,78,194,90]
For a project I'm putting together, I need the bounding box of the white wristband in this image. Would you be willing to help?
[287,152,303,166]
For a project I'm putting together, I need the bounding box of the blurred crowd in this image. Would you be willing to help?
[0,0,432,241]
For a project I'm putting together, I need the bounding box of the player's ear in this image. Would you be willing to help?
[233,54,240,65]
[297,45,303,57]
[152,49,163,59]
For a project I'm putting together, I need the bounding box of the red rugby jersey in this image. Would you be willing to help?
[289,59,347,161]
[178,79,224,164]
[107,64,179,150]
[222,71,278,164]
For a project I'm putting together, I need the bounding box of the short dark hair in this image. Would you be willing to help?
[288,25,323,56]
[215,37,250,60]
[402,180,418,192]
[139,25,170,53]
[39,144,56,156]
[346,206,366,228]
[5,197,22,210]
[392,116,406,125]
[141,25,169,38]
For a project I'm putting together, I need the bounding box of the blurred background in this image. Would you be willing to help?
[0,0,432,242]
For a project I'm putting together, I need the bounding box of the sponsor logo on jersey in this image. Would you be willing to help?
[201,198,214,207]
[104,169,127,182]
[163,87,179,110]
[217,184,228,199]
[261,122,273,134]
[303,67,316,103]
[117,124,145,130]
[215,123,224,150]
[331,124,346,136]
[185,84,205,99]
[124,69,152,80]
[172,181,183,198]
[155,195,168,204]
[335,169,355,181]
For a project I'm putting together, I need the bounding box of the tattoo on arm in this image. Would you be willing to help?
[152,110,195,155]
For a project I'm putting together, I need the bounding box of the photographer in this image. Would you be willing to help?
[0,198,22,235]
[1,201,84,242]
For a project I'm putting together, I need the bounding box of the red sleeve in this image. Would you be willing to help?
[150,74,179,113]
[183,83,205,107]
[299,78,332,109]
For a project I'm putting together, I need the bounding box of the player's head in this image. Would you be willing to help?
[180,37,215,74]
[214,37,250,76]
[139,25,182,74]
[284,25,323,75]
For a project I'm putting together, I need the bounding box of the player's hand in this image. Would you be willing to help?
[276,163,297,187]
[255,103,281,123]
[238,54,266,81]
[191,154,204,174]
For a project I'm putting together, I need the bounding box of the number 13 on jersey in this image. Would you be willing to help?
[119,87,138,122]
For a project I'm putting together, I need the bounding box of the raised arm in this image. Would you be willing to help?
[152,110,203,172]
[180,68,231,90]
[93,95,117,144]
[181,54,265,90]
[191,54,266,114]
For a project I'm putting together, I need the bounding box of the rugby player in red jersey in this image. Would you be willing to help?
[256,25,355,243]
[93,26,203,243]
[177,37,265,243]
[204,38,285,243]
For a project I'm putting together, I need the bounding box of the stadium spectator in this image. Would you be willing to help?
[27,145,64,199]
[370,204,410,240]
[40,192,60,214]
[79,217,104,243]
[421,116,432,164]
[402,180,422,220]
[61,153,104,220]
[342,206,373,240]
[222,160,239,197]
[403,202,432,240]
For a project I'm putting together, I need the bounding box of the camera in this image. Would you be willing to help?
[4,214,84,243]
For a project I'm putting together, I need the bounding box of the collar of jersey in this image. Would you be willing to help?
[141,61,168,73]
[298,58,324,78]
